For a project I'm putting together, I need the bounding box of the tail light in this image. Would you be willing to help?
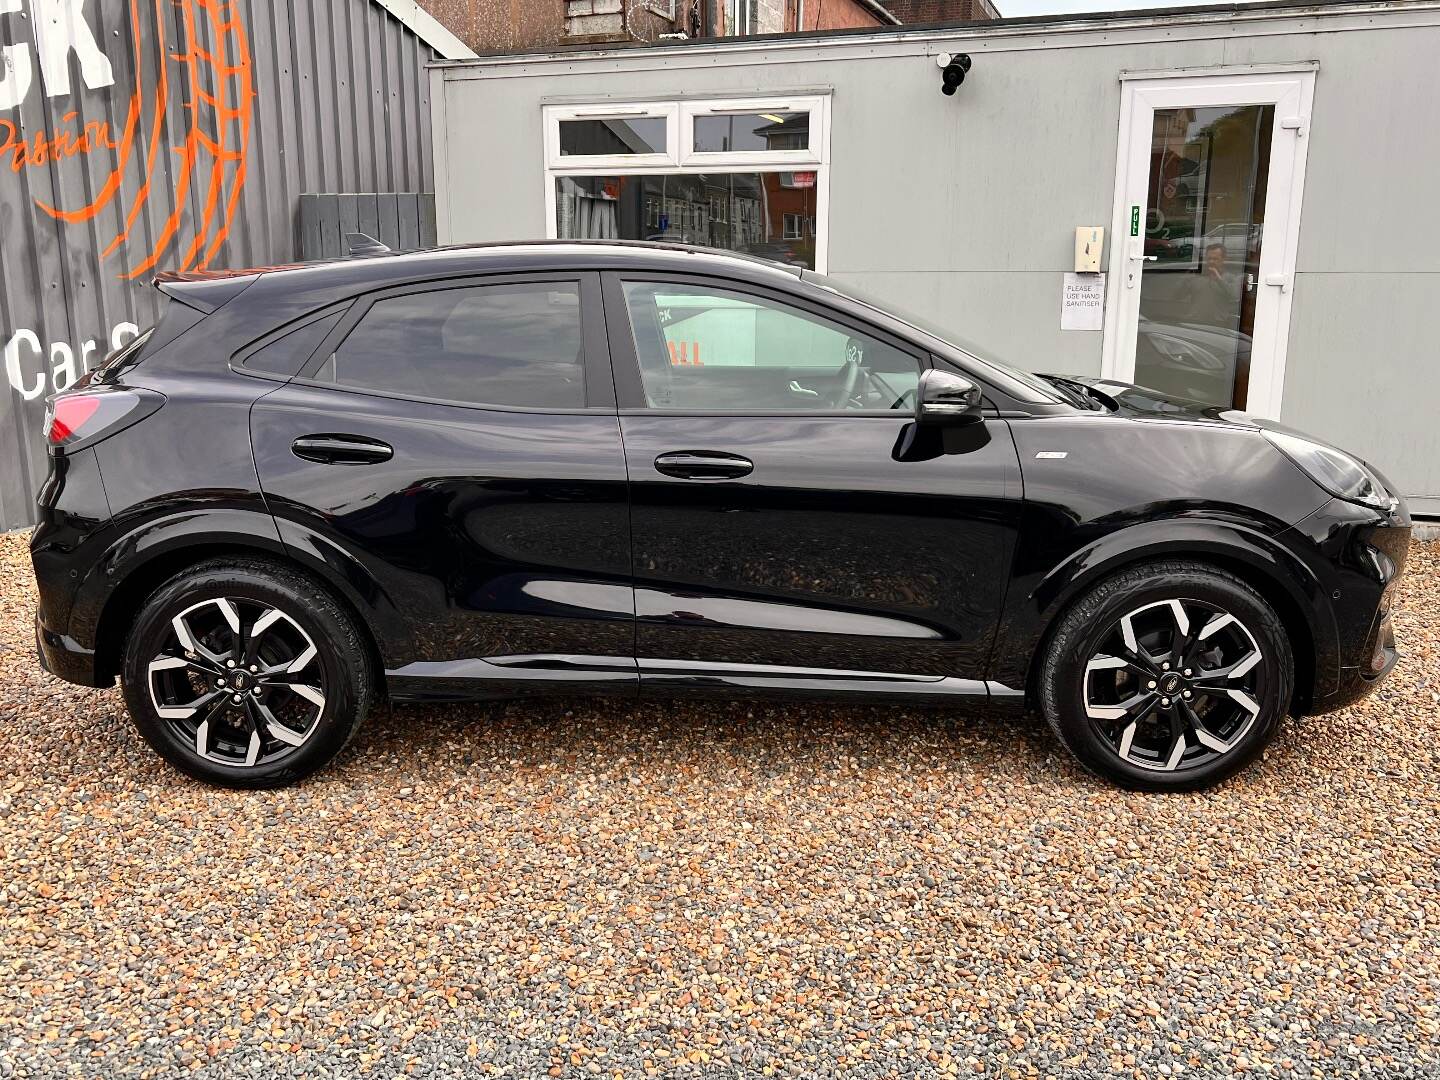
[43,388,165,452]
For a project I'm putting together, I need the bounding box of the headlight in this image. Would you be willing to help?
[1263,430,1393,510]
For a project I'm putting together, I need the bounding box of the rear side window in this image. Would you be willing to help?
[242,311,343,377]
[317,283,585,409]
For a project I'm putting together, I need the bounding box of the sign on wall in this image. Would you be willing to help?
[0,0,260,528]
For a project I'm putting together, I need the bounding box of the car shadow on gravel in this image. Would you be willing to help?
[337,695,1068,787]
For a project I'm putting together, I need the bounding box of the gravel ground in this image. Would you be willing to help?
[2,530,1437,1079]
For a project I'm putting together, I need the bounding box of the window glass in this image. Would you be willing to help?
[556,173,816,269]
[559,117,666,156]
[242,312,342,377]
[692,111,809,154]
[622,282,920,411]
[320,284,584,409]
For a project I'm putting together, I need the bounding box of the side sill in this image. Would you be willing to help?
[638,658,995,703]
[386,654,639,703]
[385,654,1020,708]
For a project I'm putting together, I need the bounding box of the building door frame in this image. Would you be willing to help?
[1101,65,1317,418]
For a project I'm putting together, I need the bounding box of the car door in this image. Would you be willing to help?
[602,272,1024,699]
[249,272,636,698]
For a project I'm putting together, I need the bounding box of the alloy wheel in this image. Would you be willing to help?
[1083,597,1266,773]
[147,597,328,768]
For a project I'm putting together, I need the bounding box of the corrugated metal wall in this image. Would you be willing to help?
[0,0,443,531]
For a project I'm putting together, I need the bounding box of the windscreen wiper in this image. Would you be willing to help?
[1039,375,1115,412]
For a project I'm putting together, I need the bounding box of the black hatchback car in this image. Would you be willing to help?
[32,242,1410,791]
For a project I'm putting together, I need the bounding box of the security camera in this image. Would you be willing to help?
[937,52,972,96]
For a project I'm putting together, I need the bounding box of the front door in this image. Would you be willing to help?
[603,272,1023,696]
[1104,70,1315,416]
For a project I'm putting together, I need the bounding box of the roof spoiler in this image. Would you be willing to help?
[153,270,263,314]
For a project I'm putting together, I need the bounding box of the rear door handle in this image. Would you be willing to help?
[291,434,394,466]
[653,451,754,480]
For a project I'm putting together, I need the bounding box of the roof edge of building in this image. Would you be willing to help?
[371,0,479,59]
[427,0,1425,66]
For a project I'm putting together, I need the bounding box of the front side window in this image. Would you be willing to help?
[622,282,921,412]
[318,283,585,409]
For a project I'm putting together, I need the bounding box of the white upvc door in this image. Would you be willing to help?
[1101,69,1316,418]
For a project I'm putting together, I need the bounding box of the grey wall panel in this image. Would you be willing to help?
[1282,272,1440,505]
[828,270,1105,376]
[299,193,437,257]
[0,0,443,530]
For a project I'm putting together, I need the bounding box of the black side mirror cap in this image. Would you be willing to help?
[916,369,984,426]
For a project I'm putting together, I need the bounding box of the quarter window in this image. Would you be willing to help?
[621,282,921,412]
[318,283,585,409]
[242,311,343,377]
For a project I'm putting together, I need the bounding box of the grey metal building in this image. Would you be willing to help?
[0,0,474,530]
[429,0,1440,516]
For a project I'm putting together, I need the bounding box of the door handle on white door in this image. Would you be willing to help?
[1124,242,1156,288]
[1264,273,1291,293]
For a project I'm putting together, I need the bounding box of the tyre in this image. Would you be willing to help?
[1038,560,1293,792]
[121,558,374,788]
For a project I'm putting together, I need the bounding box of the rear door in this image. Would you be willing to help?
[249,272,636,697]
[603,272,1023,698]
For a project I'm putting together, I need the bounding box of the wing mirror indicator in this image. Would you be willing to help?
[916,369,984,426]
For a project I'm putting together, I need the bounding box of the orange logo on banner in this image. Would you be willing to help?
[22,0,255,280]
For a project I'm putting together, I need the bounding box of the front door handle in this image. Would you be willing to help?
[291,434,394,466]
[654,451,754,480]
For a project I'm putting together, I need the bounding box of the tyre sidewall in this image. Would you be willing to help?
[122,564,368,788]
[1043,566,1293,792]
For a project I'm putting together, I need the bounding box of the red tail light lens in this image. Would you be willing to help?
[43,389,164,450]
[46,395,103,444]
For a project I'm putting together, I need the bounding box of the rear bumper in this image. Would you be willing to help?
[35,608,109,688]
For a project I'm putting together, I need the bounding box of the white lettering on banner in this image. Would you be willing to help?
[4,329,43,400]
[0,0,115,110]
[3,322,139,400]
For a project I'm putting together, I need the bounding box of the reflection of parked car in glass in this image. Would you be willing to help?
[1136,319,1252,408]
[1203,222,1263,263]
[1144,233,1194,263]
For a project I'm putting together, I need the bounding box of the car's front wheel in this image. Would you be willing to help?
[1039,560,1294,791]
[121,559,374,788]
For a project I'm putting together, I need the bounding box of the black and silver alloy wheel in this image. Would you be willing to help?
[123,558,373,788]
[1083,598,1263,774]
[1040,560,1293,792]
[148,597,328,768]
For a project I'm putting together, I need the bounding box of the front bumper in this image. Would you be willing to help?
[1294,495,1410,715]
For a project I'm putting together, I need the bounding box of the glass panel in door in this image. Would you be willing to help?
[1135,104,1273,409]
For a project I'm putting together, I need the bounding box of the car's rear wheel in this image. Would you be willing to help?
[121,559,374,788]
[1039,560,1293,791]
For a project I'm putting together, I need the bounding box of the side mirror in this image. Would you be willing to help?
[916,369,984,425]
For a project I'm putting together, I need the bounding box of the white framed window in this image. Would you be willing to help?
[543,95,831,271]
[543,102,680,171]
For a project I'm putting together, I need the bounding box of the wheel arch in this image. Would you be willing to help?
[89,519,395,688]
[1019,521,1333,715]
